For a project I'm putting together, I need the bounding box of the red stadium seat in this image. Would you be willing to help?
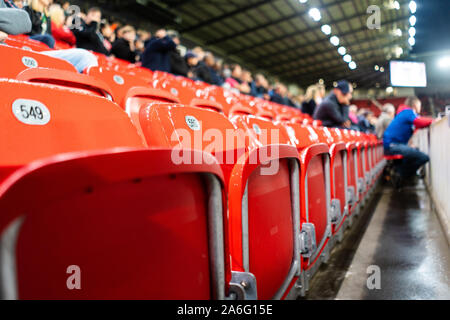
[16,67,113,99]
[313,127,349,239]
[0,79,143,181]
[131,102,301,300]
[0,45,77,79]
[283,122,332,281]
[0,148,229,299]
[4,35,51,52]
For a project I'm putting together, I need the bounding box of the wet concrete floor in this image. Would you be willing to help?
[301,181,450,300]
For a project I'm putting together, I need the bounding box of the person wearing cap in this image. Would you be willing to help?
[313,80,353,128]
[142,28,176,72]
[185,50,213,83]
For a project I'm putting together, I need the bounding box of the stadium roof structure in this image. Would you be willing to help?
[85,0,415,88]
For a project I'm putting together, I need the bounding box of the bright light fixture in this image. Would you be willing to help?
[394,1,400,10]
[330,36,340,46]
[298,0,308,3]
[349,61,357,70]
[309,8,321,21]
[374,65,380,71]
[343,54,352,63]
[394,28,402,37]
[409,27,416,37]
[321,24,331,35]
[409,15,417,26]
[409,37,416,46]
[386,86,394,93]
[409,1,417,14]
[380,67,385,72]
[338,46,346,55]
[438,56,450,68]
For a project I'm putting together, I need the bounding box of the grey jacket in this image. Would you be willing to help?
[0,1,32,35]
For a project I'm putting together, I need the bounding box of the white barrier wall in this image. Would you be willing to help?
[412,116,450,244]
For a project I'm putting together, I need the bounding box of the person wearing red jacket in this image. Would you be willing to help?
[383,96,433,185]
[49,3,75,46]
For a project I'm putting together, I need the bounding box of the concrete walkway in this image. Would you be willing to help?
[302,181,450,300]
[337,181,450,299]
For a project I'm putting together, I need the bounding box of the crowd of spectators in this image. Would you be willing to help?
[2,0,306,109]
[1,0,432,135]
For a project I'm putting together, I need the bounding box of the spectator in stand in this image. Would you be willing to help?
[250,73,268,99]
[383,96,433,186]
[168,30,188,77]
[375,103,396,139]
[72,7,109,55]
[358,110,375,133]
[142,28,176,72]
[302,84,321,116]
[239,70,252,94]
[13,0,24,8]
[185,51,212,83]
[49,3,75,47]
[0,0,31,41]
[192,46,205,61]
[225,64,247,93]
[314,80,352,128]
[24,0,55,48]
[111,25,138,63]
[348,104,359,125]
[204,52,223,85]
[100,20,115,52]
[271,83,289,106]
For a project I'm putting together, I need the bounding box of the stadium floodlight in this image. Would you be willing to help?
[438,56,450,69]
[338,46,346,55]
[298,0,308,3]
[394,28,402,37]
[343,54,352,63]
[386,86,394,93]
[409,15,416,26]
[330,36,339,46]
[409,27,416,37]
[380,67,385,72]
[409,1,417,13]
[309,8,321,21]
[374,65,380,71]
[393,1,400,10]
[409,37,416,46]
[349,61,357,70]
[321,24,331,35]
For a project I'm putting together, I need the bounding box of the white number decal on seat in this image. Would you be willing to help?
[12,99,51,125]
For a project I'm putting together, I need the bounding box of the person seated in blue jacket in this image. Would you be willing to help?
[142,28,176,72]
[383,96,433,185]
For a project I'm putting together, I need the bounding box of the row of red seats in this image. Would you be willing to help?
[0,41,386,300]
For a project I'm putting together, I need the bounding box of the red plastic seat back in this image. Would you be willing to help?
[0,149,227,299]
[0,45,77,79]
[0,80,144,180]
[4,35,51,52]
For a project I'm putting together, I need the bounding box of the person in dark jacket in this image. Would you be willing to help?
[204,52,223,85]
[168,30,188,77]
[185,51,212,83]
[142,29,176,72]
[23,0,55,48]
[314,80,352,128]
[270,83,290,106]
[111,25,138,63]
[72,7,109,55]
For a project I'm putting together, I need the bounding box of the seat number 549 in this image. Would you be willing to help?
[12,99,51,125]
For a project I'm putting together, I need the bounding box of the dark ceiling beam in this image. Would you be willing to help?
[288,58,389,85]
[179,0,274,33]
[244,14,409,68]
[205,0,351,46]
[267,34,406,74]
